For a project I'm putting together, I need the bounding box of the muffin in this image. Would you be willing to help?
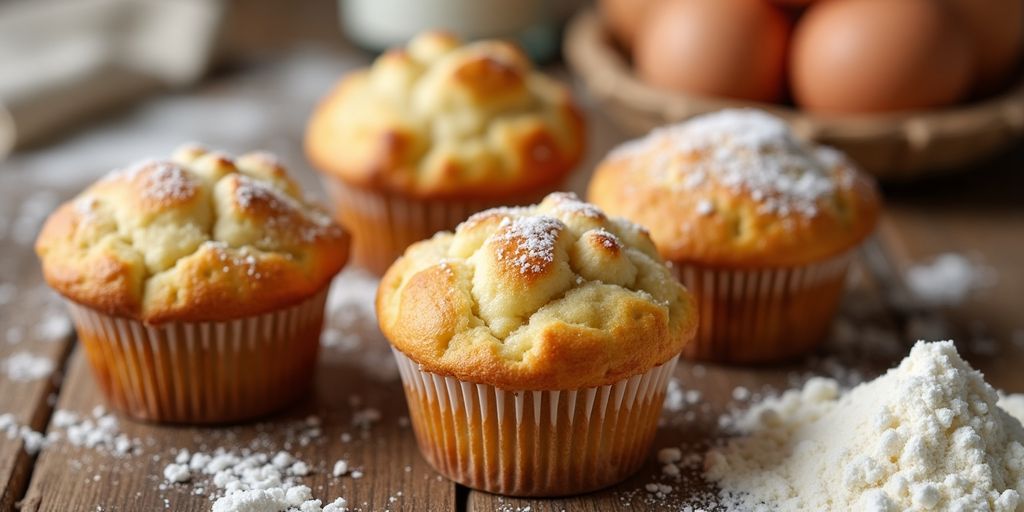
[305,31,586,275]
[35,145,350,423]
[588,109,880,364]
[376,192,697,496]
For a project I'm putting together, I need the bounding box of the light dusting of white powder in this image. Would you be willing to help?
[705,341,1024,511]
[544,192,604,219]
[906,253,995,306]
[612,109,844,217]
[1,352,55,381]
[696,199,715,216]
[53,407,141,456]
[162,446,351,511]
[0,413,46,455]
[230,174,337,243]
[35,313,72,342]
[140,162,197,202]
[493,215,564,274]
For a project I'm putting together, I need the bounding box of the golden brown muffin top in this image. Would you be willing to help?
[35,145,350,324]
[376,192,697,390]
[305,32,585,199]
[588,110,881,267]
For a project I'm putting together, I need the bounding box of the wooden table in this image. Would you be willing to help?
[0,49,1022,511]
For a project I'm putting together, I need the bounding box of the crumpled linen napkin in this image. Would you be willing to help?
[0,0,225,159]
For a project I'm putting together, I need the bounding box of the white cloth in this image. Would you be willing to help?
[0,0,225,158]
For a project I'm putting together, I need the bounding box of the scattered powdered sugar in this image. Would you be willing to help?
[695,200,714,216]
[331,459,349,477]
[493,215,564,274]
[589,228,622,250]
[613,109,843,217]
[140,162,198,202]
[351,408,381,429]
[1,351,55,381]
[52,407,141,456]
[104,160,198,203]
[212,486,347,512]
[234,174,288,211]
[705,341,1024,511]
[35,313,72,342]
[203,241,264,280]
[319,270,399,382]
[544,192,604,219]
[0,413,46,455]
[906,253,995,306]
[232,175,339,243]
[162,446,352,511]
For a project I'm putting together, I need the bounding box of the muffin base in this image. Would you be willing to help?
[392,348,678,497]
[675,250,855,364]
[322,177,555,275]
[64,288,328,424]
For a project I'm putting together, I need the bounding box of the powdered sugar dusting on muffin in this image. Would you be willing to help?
[141,162,198,202]
[545,192,604,219]
[613,109,845,217]
[494,216,564,275]
[103,160,199,203]
[233,175,340,243]
[234,175,287,211]
[590,228,622,250]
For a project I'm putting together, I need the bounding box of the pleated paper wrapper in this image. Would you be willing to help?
[323,177,551,275]
[64,288,328,424]
[675,249,855,364]
[393,348,679,496]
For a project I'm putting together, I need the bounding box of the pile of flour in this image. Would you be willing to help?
[706,341,1024,511]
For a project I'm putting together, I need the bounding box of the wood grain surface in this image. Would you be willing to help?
[0,178,76,511]
[0,2,1022,507]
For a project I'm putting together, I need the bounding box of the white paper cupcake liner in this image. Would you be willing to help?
[675,249,855,363]
[323,177,550,275]
[64,289,329,424]
[392,348,679,496]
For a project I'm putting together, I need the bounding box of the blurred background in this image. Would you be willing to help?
[0,0,1022,365]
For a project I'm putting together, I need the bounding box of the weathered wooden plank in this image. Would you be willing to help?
[20,271,456,512]
[0,179,76,512]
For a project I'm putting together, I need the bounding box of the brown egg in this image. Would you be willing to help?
[791,0,973,113]
[946,0,1024,94]
[770,0,819,6]
[634,0,790,103]
[599,0,661,49]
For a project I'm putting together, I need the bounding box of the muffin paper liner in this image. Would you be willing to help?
[392,348,679,496]
[64,289,328,424]
[675,249,856,364]
[323,177,551,275]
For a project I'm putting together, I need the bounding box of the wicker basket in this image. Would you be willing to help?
[564,9,1024,180]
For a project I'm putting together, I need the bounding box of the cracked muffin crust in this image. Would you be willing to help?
[376,192,697,390]
[305,32,585,199]
[588,109,881,268]
[35,145,350,324]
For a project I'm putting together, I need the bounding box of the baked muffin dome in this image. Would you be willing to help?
[588,110,881,267]
[376,192,697,390]
[305,32,585,199]
[35,145,350,324]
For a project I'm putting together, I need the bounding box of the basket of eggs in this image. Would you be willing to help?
[565,0,1024,179]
